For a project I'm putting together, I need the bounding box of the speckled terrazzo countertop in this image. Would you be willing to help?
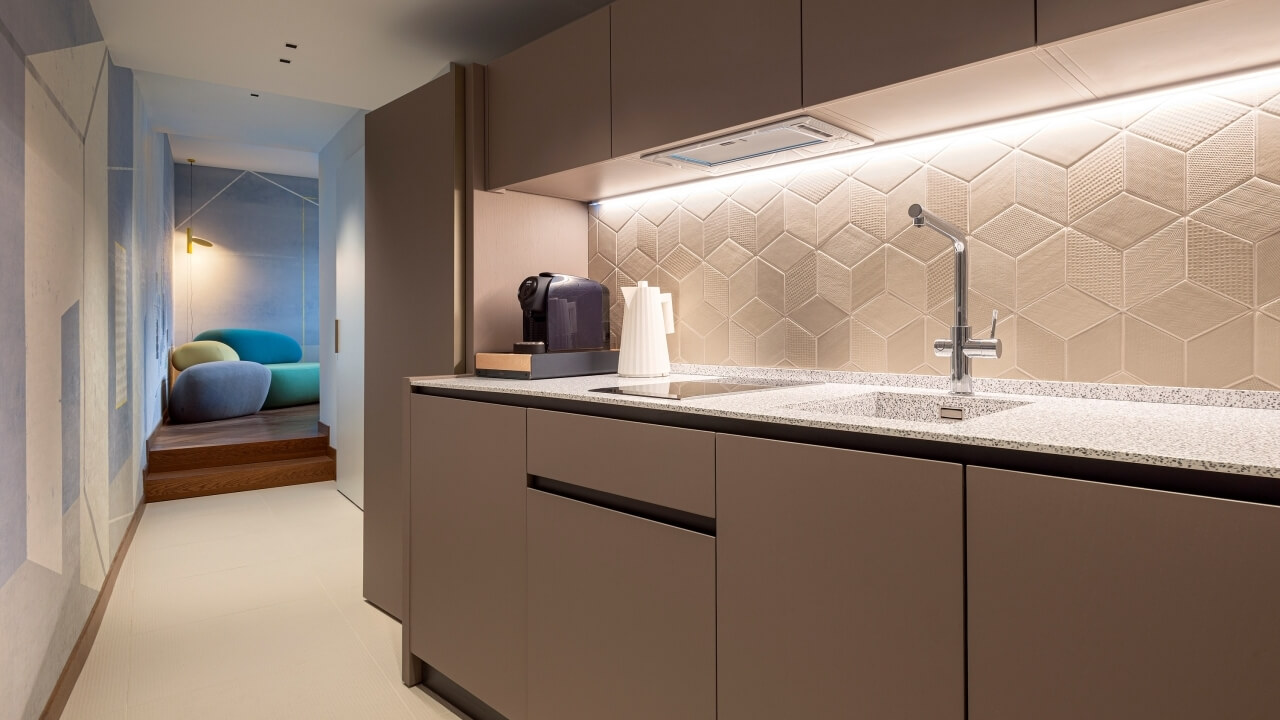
[409,368,1280,480]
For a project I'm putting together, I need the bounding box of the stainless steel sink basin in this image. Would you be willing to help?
[780,391,1030,424]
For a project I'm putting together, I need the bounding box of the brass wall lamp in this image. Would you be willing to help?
[186,228,212,254]
[185,158,215,253]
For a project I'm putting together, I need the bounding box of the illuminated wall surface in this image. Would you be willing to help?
[590,72,1280,389]
[172,165,320,361]
[0,2,172,717]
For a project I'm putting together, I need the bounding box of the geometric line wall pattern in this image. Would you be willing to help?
[590,79,1280,389]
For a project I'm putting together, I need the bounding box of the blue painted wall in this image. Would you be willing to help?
[0,0,26,588]
[174,165,320,360]
[107,58,133,479]
[60,303,80,514]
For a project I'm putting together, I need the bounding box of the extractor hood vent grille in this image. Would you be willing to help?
[641,116,873,175]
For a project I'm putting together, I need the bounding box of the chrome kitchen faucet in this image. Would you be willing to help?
[908,204,1001,394]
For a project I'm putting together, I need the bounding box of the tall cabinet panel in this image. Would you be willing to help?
[410,395,527,720]
[609,0,802,158]
[802,0,1035,107]
[486,7,611,189]
[363,66,466,619]
[716,434,965,720]
[968,467,1280,720]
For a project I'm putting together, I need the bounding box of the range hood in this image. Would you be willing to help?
[640,115,872,175]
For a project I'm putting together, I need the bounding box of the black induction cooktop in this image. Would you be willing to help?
[590,377,817,400]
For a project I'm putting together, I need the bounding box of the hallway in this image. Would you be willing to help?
[61,484,462,719]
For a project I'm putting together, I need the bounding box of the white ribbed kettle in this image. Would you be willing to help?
[618,281,675,378]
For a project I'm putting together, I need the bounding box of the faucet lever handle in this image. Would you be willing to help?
[989,309,999,339]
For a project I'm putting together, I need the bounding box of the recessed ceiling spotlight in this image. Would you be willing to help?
[279,58,291,64]
[285,43,298,49]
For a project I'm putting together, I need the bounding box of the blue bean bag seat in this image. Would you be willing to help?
[194,328,320,410]
[169,361,271,424]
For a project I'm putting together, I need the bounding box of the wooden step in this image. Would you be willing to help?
[145,456,336,503]
[148,435,330,473]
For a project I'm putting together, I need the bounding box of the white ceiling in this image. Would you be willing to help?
[94,0,611,176]
[91,0,611,110]
[136,70,358,176]
[167,134,322,178]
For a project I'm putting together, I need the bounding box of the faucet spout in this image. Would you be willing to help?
[907,203,1000,394]
[908,204,969,329]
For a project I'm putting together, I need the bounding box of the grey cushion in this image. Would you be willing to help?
[169,361,272,424]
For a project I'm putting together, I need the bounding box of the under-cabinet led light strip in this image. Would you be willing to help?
[594,61,1280,208]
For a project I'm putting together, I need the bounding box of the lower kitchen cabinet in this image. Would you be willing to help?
[716,434,966,720]
[526,489,715,720]
[967,467,1280,720]
[410,395,527,720]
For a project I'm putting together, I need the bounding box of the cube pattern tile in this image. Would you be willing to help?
[588,92,1280,388]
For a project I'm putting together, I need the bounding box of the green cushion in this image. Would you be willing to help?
[172,340,239,371]
[262,362,320,409]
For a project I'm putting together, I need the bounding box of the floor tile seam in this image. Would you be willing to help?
[133,543,311,585]
[308,561,411,706]
[128,592,317,638]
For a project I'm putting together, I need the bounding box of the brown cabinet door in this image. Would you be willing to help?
[527,490,715,720]
[716,434,965,720]
[486,7,611,188]
[363,67,466,620]
[410,395,527,720]
[1037,0,1203,44]
[609,0,802,158]
[968,467,1280,720]
[802,0,1034,107]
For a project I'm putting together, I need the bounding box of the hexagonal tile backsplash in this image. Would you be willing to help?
[588,85,1280,390]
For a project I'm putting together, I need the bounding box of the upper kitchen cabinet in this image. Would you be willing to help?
[609,0,802,158]
[486,7,611,189]
[802,0,1035,107]
[1037,0,1202,44]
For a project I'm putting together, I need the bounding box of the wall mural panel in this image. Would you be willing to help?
[0,2,167,716]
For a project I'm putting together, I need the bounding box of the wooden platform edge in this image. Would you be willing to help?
[41,497,146,720]
[318,420,337,461]
[147,435,330,473]
[145,457,336,503]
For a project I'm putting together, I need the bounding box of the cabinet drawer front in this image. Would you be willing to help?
[527,489,716,720]
[527,409,715,517]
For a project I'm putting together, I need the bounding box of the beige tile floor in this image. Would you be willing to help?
[62,482,465,720]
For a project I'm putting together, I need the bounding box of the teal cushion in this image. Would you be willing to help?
[263,362,320,409]
[195,328,302,365]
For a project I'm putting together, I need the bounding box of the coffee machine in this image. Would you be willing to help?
[475,273,618,379]
[517,273,611,352]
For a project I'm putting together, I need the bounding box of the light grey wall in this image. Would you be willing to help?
[319,110,366,506]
